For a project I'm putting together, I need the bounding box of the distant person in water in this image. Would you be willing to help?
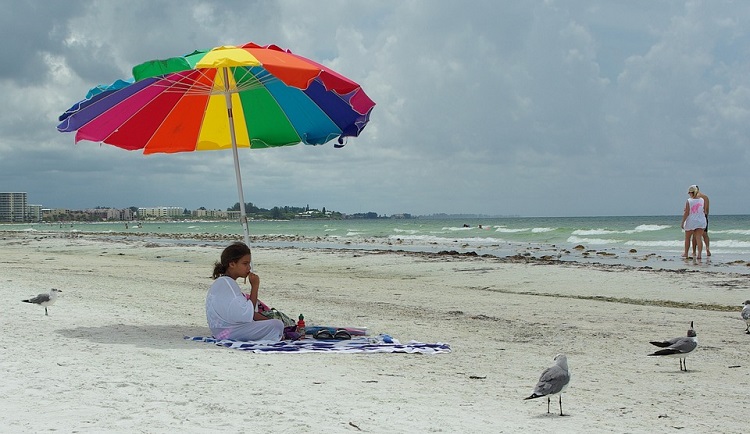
[691,186,710,257]
[681,185,707,260]
[205,242,284,341]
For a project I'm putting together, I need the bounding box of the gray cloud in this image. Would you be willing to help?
[0,0,747,217]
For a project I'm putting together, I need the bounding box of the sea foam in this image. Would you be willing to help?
[567,236,621,245]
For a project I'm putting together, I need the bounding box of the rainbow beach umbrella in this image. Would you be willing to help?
[58,42,375,245]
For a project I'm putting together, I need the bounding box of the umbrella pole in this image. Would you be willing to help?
[222,68,251,248]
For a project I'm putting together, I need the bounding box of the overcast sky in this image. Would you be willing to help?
[1,1,748,217]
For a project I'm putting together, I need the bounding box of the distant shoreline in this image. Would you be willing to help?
[4,228,749,276]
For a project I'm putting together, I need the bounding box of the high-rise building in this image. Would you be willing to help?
[138,206,183,219]
[0,192,28,222]
[28,204,42,222]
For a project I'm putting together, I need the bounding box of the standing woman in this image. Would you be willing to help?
[681,185,708,260]
[206,242,284,341]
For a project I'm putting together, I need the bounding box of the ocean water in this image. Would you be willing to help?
[3,215,749,273]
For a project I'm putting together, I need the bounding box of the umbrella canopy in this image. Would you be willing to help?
[58,42,375,245]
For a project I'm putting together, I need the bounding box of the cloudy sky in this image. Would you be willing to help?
[1,1,748,217]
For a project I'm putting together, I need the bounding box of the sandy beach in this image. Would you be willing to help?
[2,232,749,433]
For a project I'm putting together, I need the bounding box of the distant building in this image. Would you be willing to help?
[193,209,229,219]
[138,206,183,219]
[0,192,28,222]
[111,208,133,220]
[27,205,42,222]
[42,208,69,220]
[38,207,132,222]
[84,208,134,221]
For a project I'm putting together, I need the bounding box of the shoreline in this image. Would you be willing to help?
[4,228,749,275]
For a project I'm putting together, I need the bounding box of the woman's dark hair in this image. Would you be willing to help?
[212,242,251,279]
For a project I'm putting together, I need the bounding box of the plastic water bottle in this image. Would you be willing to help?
[297,314,306,339]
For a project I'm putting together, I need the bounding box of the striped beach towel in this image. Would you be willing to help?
[184,335,451,354]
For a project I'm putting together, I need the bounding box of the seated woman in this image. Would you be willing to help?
[206,242,284,341]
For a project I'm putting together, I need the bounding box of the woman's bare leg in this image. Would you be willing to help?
[691,233,699,257]
[683,231,693,258]
[694,228,704,259]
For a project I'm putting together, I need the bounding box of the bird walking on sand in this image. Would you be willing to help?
[524,353,570,416]
[648,321,697,371]
[742,301,750,334]
[22,288,62,316]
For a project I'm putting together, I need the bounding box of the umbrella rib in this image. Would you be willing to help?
[146,67,280,95]
[225,67,280,93]
[157,69,216,94]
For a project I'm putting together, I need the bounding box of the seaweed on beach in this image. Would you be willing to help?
[480,287,739,312]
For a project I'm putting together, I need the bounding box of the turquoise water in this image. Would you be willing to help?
[3,215,749,272]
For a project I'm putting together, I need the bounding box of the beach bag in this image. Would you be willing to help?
[245,297,296,327]
[254,298,300,340]
[261,308,296,327]
[283,325,302,341]
[248,298,298,340]
[262,309,301,340]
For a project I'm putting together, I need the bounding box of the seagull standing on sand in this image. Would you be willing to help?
[524,353,570,416]
[648,321,697,371]
[741,301,750,334]
[22,288,62,316]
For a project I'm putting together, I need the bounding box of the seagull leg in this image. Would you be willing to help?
[45,307,48,316]
[546,396,550,414]
[559,395,564,416]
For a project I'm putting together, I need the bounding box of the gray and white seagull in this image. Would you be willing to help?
[22,288,62,316]
[741,301,750,334]
[648,321,697,371]
[524,353,570,416]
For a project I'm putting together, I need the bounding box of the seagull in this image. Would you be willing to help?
[524,353,570,416]
[22,288,62,316]
[648,321,697,371]
[742,301,750,334]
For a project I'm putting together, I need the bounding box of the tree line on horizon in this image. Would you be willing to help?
[226,202,344,219]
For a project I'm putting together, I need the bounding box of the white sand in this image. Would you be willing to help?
[2,233,749,433]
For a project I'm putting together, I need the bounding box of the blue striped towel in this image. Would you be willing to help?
[184,335,451,354]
